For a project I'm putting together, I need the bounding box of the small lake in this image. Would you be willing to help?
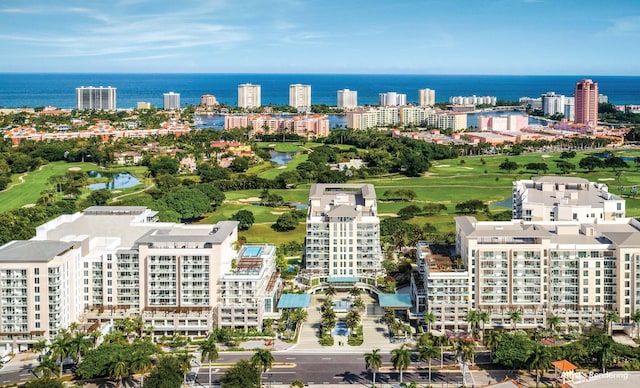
[270,151,298,165]
[489,197,513,208]
[87,172,142,190]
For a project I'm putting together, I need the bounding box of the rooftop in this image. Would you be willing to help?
[0,240,74,263]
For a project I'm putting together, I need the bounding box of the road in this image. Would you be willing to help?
[191,351,476,387]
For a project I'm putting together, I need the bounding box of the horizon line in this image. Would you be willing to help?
[1,72,640,77]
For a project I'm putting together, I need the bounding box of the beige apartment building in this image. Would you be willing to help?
[0,206,281,354]
[410,177,640,333]
[513,176,624,222]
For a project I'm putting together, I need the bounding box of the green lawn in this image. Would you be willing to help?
[0,162,99,212]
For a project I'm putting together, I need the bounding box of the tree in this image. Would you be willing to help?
[364,348,383,388]
[527,342,552,388]
[231,210,255,231]
[492,332,534,371]
[454,339,476,365]
[423,312,436,333]
[390,344,411,383]
[86,189,112,206]
[579,156,605,172]
[499,160,519,173]
[348,286,361,299]
[418,343,439,386]
[604,310,619,335]
[199,335,219,388]
[631,310,640,340]
[604,156,629,171]
[509,309,522,330]
[465,310,479,337]
[290,379,305,388]
[324,285,337,299]
[69,331,93,364]
[110,360,130,388]
[556,160,575,174]
[220,359,259,388]
[525,162,548,174]
[130,351,153,388]
[477,310,490,340]
[346,309,361,335]
[24,376,64,388]
[397,204,423,220]
[273,212,299,231]
[547,314,561,333]
[144,356,183,388]
[49,331,72,376]
[230,156,250,173]
[160,187,212,221]
[176,351,193,387]
[33,356,59,378]
[250,349,274,387]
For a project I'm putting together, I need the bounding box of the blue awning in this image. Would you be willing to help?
[277,293,311,309]
[379,293,412,308]
[327,277,359,283]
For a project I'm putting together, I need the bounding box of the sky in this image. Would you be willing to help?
[1,0,639,75]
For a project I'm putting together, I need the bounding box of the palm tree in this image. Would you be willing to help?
[433,335,451,368]
[251,348,275,387]
[199,334,219,388]
[605,311,619,335]
[89,329,102,348]
[49,331,72,376]
[32,339,48,358]
[364,348,383,388]
[110,359,130,388]
[423,311,436,334]
[418,343,439,386]
[33,355,59,378]
[631,310,640,340]
[324,285,337,299]
[547,314,561,333]
[130,351,153,388]
[477,310,490,340]
[345,309,361,336]
[351,296,366,311]
[509,309,522,331]
[465,310,479,337]
[484,330,502,363]
[454,339,476,366]
[390,344,411,383]
[176,351,193,387]
[69,331,92,364]
[527,342,551,388]
[348,286,361,299]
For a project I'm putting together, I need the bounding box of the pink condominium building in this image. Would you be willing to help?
[574,79,598,127]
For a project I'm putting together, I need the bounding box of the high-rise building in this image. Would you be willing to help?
[289,84,312,110]
[238,84,261,109]
[76,86,116,111]
[163,92,180,110]
[337,89,358,109]
[0,206,282,353]
[302,184,383,286]
[379,92,406,106]
[200,94,219,106]
[575,79,598,127]
[541,92,566,116]
[418,88,436,106]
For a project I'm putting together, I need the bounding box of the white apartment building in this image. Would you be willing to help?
[0,206,282,354]
[541,92,566,116]
[449,96,496,106]
[379,92,406,106]
[218,245,281,330]
[163,92,180,110]
[513,176,624,222]
[419,88,436,106]
[76,86,117,111]
[347,107,400,129]
[337,89,358,109]
[303,184,383,287]
[238,83,261,109]
[347,106,467,131]
[289,84,311,110]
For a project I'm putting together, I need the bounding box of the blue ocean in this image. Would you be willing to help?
[1,73,639,109]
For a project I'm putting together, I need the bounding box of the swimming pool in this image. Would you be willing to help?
[332,322,349,337]
[242,246,263,257]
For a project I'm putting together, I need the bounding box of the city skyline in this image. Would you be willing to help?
[1,0,639,75]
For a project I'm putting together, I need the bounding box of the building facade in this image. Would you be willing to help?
[238,84,261,109]
[449,96,496,106]
[575,79,599,127]
[289,84,312,110]
[303,184,383,286]
[0,206,282,354]
[379,92,406,106]
[163,92,180,110]
[200,94,219,106]
[541,92,566,116]
[76,86,116,111]
[337,89,358,109]
[419,88,436,106]
[512,176,624,222]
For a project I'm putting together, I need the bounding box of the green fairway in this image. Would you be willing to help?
[0,162,98,212]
